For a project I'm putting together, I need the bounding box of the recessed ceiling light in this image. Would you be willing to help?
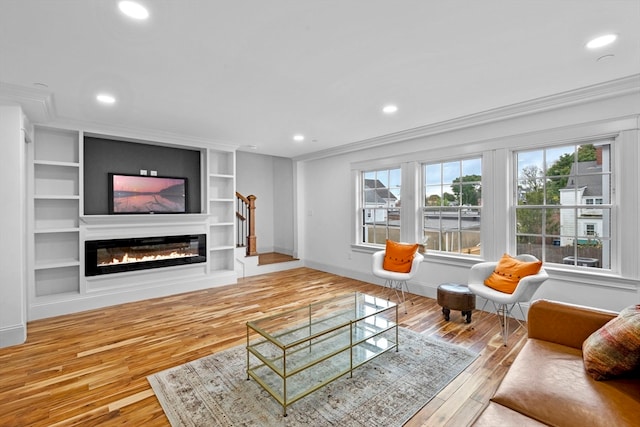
[96,93,116,104]
[586,34,617,49]
[382,104,398,114]
[118,1,149,20]
[293,134,305,142]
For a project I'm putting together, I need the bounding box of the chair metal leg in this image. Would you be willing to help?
[500,304,509,346]
[490,302,528,346]
[384,279,409,314]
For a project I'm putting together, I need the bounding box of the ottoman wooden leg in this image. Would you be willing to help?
[463,310,472,324]
[442,307,450,321]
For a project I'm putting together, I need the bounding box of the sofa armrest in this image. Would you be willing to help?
[528,299,617,349]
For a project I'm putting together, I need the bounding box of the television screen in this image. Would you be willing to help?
[109,173,187,214]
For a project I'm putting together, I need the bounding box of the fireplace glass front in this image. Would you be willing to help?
[85,234,206,276]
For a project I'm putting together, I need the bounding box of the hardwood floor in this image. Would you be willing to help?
[257,252,299,265]
[0,267,527,426]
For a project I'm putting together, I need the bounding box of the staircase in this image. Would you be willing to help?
[235,192,302,278]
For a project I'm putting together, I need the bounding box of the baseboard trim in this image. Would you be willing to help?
[0,323,27,348]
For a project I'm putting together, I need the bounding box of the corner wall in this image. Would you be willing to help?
[0,106,27,347]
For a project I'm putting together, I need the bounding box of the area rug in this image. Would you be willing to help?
[148,327,478,426]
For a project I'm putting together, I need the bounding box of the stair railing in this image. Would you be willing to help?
[236,192,257,256]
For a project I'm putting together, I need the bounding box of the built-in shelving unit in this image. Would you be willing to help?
[31,127,81,299]
[28,126,238,320]
[208,149,236,273]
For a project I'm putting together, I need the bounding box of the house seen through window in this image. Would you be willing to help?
[515,141,612,269]
[362,168,401,245]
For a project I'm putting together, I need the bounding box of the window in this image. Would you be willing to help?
[422,158,482,255]
[515,141,612,269]
[361,168,401,245]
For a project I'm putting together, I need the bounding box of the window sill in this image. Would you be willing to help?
[351,244,481,268]
[543,265,637,291]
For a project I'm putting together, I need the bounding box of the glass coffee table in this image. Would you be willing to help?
[246,292,398,416]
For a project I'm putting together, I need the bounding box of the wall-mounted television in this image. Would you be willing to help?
[108,173,188,214]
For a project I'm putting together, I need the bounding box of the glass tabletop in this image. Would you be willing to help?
[247,292,396,348]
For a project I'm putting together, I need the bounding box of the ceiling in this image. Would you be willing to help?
[1,1,639,158]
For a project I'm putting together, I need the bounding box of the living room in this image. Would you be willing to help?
[1,1,639,425]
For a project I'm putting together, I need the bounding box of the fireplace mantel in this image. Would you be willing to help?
[80,213,210,226]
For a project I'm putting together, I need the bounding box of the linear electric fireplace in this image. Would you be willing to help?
[85,234,206,276]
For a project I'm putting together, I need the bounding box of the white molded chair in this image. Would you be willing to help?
[372,250,424,313]
[468,254,548,346]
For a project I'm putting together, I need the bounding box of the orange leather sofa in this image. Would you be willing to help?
[473,299,640,426]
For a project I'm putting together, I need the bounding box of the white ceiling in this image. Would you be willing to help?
[1,1,639,158]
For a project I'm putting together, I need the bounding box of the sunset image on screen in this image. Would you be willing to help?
[112,175,186,213]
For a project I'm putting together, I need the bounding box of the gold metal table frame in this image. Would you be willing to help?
[246,292,399,416]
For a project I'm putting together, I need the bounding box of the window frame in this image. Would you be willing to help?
[421,156,483,257]
[512,139,615,271]
[358,166,402,247]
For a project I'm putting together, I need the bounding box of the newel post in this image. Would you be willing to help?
[247,195,258,256]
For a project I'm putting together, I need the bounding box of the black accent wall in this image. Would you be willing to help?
[84,137,201,215]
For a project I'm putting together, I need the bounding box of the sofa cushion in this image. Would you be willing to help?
[472,402,547,426]
[582,304,640,380]
[382,240,418,273]
[483,253,542,294]
[491,338,640,427]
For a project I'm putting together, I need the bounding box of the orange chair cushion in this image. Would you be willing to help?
[383,240,418,273]
[484,253,542,294]
[582,304,640,380]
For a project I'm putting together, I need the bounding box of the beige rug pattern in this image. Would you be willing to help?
[148,327,478,426]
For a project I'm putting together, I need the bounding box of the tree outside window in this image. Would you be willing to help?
[515,142,612,269]
[423,158,482,255]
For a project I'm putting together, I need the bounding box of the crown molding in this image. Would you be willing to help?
[46,117,239,152]
[294,74,640,162]
[0,82,237,151]
[0,81,56,122]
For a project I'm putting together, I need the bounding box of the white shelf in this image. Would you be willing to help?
[34,160,80,168]
[31,127,81,302]
[34,228,79,234]
[35,260,81,270]
[34,195,81,200]
[210,245,235,251]
[209,173,234,179]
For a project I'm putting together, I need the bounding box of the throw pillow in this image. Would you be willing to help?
[383,240,418,273]
[483,253,542,294]
[582,304,640,380]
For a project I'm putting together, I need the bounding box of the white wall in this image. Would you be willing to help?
[236,151,295,255]
[298,89,640,313]
[273,156,294,255]
[0,105,27,347]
